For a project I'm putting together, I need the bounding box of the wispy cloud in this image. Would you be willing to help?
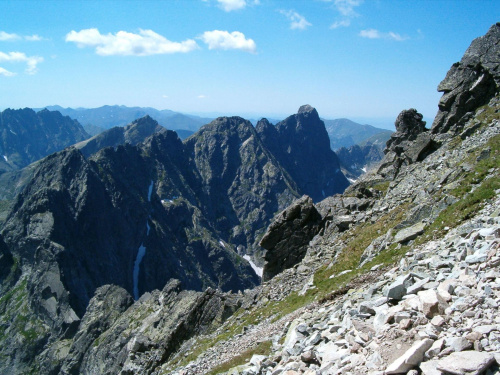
[330,20,350,29]
[65,28,199,56]
[359,29,408,41]
[200,30,256,53]
[279,10,312,30]
[326,0,363,29]
[0,31,20,41]
[0,31,46,42]
[0,67,16,76]
[24,34,45,42]
[214,0,259,12]
[334,0,362,17]
[217,0,246,12]
[197,94,207,99]
[0,51,44,74]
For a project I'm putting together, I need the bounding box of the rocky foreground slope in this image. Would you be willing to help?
[159,23,500,375]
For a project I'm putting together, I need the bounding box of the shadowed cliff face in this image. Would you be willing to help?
[257,105,350,202]
[0,108,89,174]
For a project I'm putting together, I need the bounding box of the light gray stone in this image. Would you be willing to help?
[394,222,426,243]
[446,336,472,352]
[436,351,495,375]
[420,360,441,375]
[385,274,413,300]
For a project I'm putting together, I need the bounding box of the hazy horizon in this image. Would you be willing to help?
[1,0,498,130]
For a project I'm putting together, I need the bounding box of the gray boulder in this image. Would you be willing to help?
[260,196,323,281]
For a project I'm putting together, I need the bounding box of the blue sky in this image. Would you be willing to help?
[0,0,498,129]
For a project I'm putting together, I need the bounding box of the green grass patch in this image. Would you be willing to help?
[372,181,390,193]
[420,133,500,242]
[207,340,272,375]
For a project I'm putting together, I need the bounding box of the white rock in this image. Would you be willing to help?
[419,360,441,375]
[385,339,434,374]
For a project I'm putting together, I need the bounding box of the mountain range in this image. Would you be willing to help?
[0,104,350,374]
[40,105,212,136]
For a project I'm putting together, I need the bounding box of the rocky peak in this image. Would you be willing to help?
[394,108,427,135]
[432,23,500,134]
[297,104,316,114]
[265,105,349,202]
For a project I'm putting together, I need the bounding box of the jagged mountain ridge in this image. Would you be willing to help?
[74,115,166,157]
[0,108,90,174]
[0,105,349,374]
[41,105,213,133]
[257,105,349,202]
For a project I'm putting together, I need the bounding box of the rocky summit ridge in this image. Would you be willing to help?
[0,23,499,375]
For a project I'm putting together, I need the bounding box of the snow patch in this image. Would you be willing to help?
[133,243,147,300]
[2,155,7,162]
[9,129,17,136]
[243,255,263,278]
[219,240,226,248]
[133,181,155,300]
[361,167,367,173]
[161,195,178,205]
[347,177,357,184]
[147,180,154,202]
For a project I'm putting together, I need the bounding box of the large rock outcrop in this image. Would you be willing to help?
[378,109,438,179]
[432,22,500,134]
[260,196,323,281]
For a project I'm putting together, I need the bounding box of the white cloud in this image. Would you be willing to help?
[280,10,312,30]
[330,20,350,29]
[200,30,256,53]
[359,29,408,41]
[65,28,199,56]
[25,34,44,42]
[359,29,381,39]
[0,51,43,74]
[217,0,246,12]
[197,95,207,99]
[334,0,363,17]
[0,67,16,77]
[0,31,45,42]
[326,0,362,29]
[0,31,21,41]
